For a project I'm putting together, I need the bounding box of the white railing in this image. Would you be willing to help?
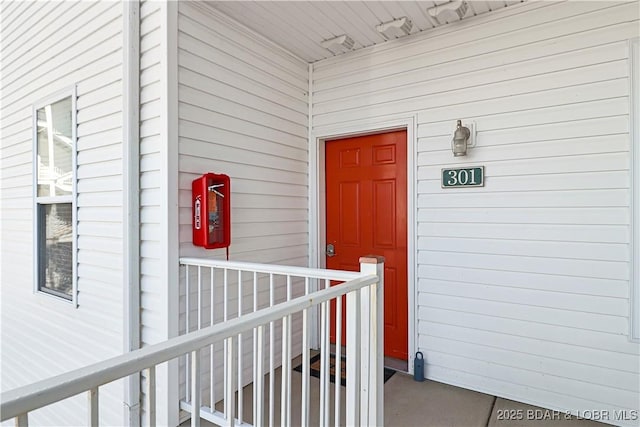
[0,257,384,427]
[37,160,73,193]
[179,256,384,426]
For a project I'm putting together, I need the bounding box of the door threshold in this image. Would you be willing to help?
[384,356,408,373]
[329,344,408,372]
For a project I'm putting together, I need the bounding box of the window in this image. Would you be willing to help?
[34,90,76,302]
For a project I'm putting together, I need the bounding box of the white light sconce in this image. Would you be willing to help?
[427,1,469,25]
[376,16,413,39]
[451,119,475,157]
[321,34,355,54]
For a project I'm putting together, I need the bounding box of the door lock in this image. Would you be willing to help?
[326,243,336,257]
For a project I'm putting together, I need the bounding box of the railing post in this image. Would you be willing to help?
[360,256,385,426]
[359,282,371,426]
[345,289,361,426]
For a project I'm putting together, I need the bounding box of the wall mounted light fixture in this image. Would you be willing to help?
[376,17,413,39]
[451,119,475,157]
[321,34,355,54]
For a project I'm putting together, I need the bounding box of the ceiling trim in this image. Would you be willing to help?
[195,1,308,65]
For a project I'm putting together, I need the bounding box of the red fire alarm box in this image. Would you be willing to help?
[192,173,230,249]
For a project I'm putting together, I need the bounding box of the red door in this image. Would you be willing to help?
[325,130,408,361]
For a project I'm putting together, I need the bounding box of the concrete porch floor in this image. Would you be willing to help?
[384,373,605,427]
[180,366,606,427]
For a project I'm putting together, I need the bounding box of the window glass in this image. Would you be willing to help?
[36,97,73,197]
[35,93,74,302]
[39,203,73,298]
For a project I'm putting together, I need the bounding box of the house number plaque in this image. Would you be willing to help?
[441,166,484,188]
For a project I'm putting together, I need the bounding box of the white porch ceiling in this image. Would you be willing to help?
[206,1,525,63]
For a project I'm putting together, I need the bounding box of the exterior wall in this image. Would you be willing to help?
[312,1,639,424]
[138,1,181,425]
[139,0,164,347]
[177,1,309,263]
[0,1,125,425]
[176,0,309,401]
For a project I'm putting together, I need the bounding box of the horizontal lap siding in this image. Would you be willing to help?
[177,1,308,398]
[177,2,308,271]
[0,2,124,425]
[139,0,163,348]
[138,1,164,424]
[313,1,639,424]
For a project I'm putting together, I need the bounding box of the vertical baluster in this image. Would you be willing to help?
[319,301,328,427]
[345,290,361,426]
[146,366,156,427]
[268,273,275,427]
[223,268,228,418]
[185,265,190,402]
[255,324,264,427]
[282,275,293,426]
[301,277,310,426]
[253,272,258,312]
[280,314,291,427]
[237,270,243,425]
[323,279,330,425]
[334,294,342,427]
[225,337,236,427]
[197,264,203,416]
[197,266,202,331]
[223,269,228,322]
[88,387,99,427]
[301,309,310,426]
[210,267,215,410]
[253,272,258,425]
[287,314,291,425]
[191,350,201,427]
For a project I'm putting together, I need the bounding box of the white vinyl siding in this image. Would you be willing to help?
[631,37,640,342]
[139,0,164,348]
[177,1,309,280]
[312,1,639,424]
[138,1,174,425]
[176,1,309,399]
[0,1,125,425]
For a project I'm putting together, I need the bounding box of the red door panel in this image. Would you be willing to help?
[326,130,408,361]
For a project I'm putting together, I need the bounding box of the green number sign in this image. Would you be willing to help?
[441,166,484,188]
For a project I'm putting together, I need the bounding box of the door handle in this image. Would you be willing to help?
[326,243,336,257]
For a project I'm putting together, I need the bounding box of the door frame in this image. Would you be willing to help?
[309,115,417,374]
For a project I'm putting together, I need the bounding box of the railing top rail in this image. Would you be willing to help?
[0,273,379,420]
[179,257,363,282]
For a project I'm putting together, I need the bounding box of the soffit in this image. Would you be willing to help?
[206,1,525,63]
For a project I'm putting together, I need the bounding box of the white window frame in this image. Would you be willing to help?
[33,86,78,306]
[630,38,639,342]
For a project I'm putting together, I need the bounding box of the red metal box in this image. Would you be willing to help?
[192,173,231,249]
